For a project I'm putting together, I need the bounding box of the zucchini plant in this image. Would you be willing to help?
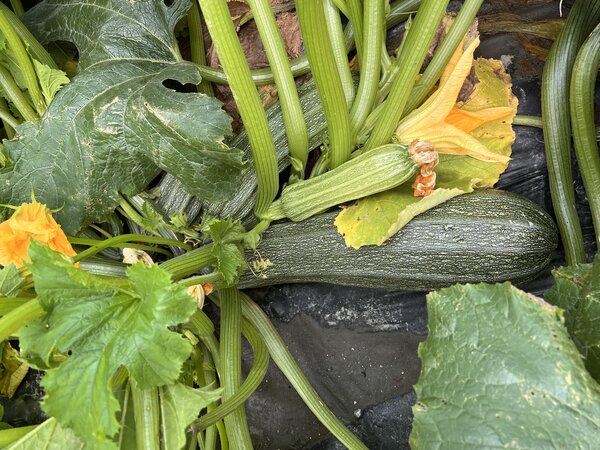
[0,0,591,449]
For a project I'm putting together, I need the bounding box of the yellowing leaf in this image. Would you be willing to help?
[336,57,517,248]
[0,342,28,398]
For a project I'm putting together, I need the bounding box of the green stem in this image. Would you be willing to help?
[513,114,544,128]
[195,56,310,86]
[69,237,172,257]
[178,272,221,288]
[297,0,352,169]
[0,65,38,122]
[0,298,31,316]
[199,0,279,218]
[9,0,24,17]
[0,425,38,446]
[0,103,19,130]
[73,234,191,263]
[219,287,254,448]
[118,196,160,236]
[158,244,215,280]
[195,308,269,431]
[541,0,600,264]
[199,345,226,450]
[349,0,385,137]
[324,0,354,107]
[0,9,46,115]
[239,292,367,450]
[343,0,423,52]
[404,0,484,112]
[131,385,161,450]
[0,4,56,69]
[0,96,16,138]
[247,0,309,181]
[364,0,449,150]
[346,0,364,61]
[187,1,214,96]
[571,23,600,249]
[0,299,44,342]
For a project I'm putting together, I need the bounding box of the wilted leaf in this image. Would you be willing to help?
[19,241,197,448]
[0,342,28,398]
[479,13,563,40]
[411,283,600,449]
[0,0,244,233]
[336,57,517,248]
[545,254,600,382]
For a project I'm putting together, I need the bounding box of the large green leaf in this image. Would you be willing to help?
[411,283,600,449]
[6,418,84,450]
[0,0,244,233]
[546,254,600,381]
[19,242,197,448]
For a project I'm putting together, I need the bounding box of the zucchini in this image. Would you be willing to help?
[156,76,341,225]
[203,77,332,222]
[268,143,435,222]
[239,189,558,290]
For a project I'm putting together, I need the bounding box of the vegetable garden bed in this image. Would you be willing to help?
[0,0,598,449]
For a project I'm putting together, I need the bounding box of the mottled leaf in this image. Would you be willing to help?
[411,283,600,449]
[336,57,517,248]
[546,254,600,381]
[19,241,197,448]
[0,0,244,233]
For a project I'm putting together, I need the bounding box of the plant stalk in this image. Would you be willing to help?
[198,0,279,218]
[297,0,352,169]
[570,23,600,249]
[364,0,449,150]
[541,0,600,264]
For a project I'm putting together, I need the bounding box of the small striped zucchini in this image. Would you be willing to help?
[268,143,436,222]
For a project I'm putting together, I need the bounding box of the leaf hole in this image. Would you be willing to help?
[162,79,198,93]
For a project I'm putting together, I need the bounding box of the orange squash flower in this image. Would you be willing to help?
[0,201,76,268]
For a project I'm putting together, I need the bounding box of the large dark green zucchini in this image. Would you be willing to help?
[238,189,558,290]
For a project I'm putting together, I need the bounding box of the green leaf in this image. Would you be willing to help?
[159,383,222,450]
[411,283,600,449]
[204,220,248,286]
[6,418,84,450]
[0,0,244,234]
[31,58,69,104]
[19,241,197,448]
[545,254,600,381]
[0,264,24,297]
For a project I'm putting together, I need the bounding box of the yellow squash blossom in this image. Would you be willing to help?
[0,201,76,268]
[396,34,513,163]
